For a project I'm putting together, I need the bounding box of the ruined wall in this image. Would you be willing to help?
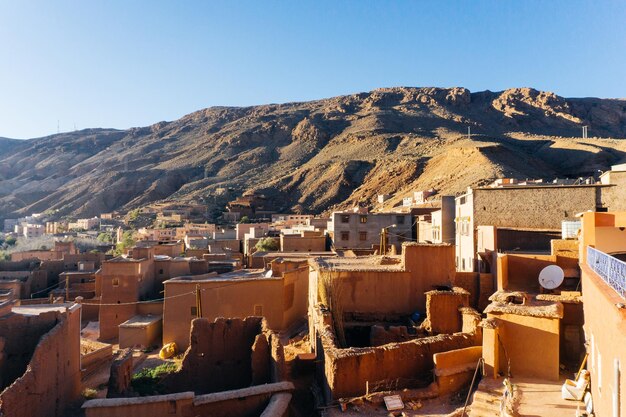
[313,306,480,400]
[167,317,283,394]
[423,289,470,334]
[107,348,133,398]
[0,305,81,417]
[0,310,59,389]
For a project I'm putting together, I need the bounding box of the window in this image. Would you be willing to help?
[254,305,263,316]
[159,269,164,275]
[396,216,405,225]
[359,215,368,224]
[341,231,350,241]
[359,231,367,241]
[341,215,350,223]
[112,278,119,286]
[190,306,198,317]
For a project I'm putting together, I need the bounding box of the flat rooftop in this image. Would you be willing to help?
[119,314,162,328]
[12,303,74,316]
[310,255,404,272]
[165,269,274,283]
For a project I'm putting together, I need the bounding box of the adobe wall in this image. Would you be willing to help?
[166,317,284,394]
[496,228,560,252]
[497,254,554,293]
[97,270,144,341]
[281,267,309,332]
[119,318,162,349]
[84,392,194,417]
[473,186,601,229]
[163,279,283,350]
[0,310,60,389]
[0,304,81,417]
[280,235,326,252]
[11,251,63,262]
[487,312,560,381]
[423,289,470,334]
[433,346,482,395]
[329,270,416,314]
[83,382,294,417]
[313,307,480,400]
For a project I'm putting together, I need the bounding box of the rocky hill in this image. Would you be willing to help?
[1,87,626,220]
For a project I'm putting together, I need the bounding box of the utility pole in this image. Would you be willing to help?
[467,126,471,140]
[582,126,588,139]
[379,228,388,256]
[57,120,60,134]
[195,284,203,318]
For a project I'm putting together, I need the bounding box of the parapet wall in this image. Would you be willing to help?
[83,381,294,417]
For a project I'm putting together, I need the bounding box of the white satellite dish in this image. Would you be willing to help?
[538,265,564,290]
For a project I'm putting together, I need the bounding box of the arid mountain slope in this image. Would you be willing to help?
[1,87,626,220]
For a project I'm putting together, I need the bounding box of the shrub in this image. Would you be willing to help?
[255,237,279,252]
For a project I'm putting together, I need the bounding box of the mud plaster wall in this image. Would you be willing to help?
[0,306,81,417]
[433,346,482,395]
[0,311,60,389]
[487,312,560,381]
[314,308,481,400]
[424,290,469,334]
[167,317,284,395]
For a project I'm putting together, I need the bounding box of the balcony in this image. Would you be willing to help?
[587,246,626,299]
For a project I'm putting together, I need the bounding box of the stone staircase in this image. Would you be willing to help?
[467,379,505,417]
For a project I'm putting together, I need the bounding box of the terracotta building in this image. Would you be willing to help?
[162,258,309,350]
[579,211,626,417]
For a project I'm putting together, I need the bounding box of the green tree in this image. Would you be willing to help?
[239,216,250,224]
[4,236,16,246]
[114,231,136,256]
[97,232,113,243]
[255,237,279,252]
[128,209,140,221]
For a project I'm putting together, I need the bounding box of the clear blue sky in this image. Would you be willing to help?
[1,1,625,139]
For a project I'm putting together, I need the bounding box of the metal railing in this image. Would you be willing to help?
[587,246,626,299]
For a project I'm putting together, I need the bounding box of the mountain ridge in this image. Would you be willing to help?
[1,86,626,220]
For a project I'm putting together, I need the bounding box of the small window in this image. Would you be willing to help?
[396,216,405,225]
[190,306,198,317]
[359,215,368,224]
[359,231,367,241]
[168,400,177,414]
[112,278,119,286]
[341,231,350,241]
[159,269,164,275]
[254,305,263,316]
[341,215,350,223]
